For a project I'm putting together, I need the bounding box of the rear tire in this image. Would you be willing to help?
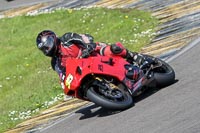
[153,59,175,87]
[142,54,175,87]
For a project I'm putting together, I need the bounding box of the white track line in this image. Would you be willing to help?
[166,37,200,63]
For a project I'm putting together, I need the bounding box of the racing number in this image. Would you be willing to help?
[65,74,73,89]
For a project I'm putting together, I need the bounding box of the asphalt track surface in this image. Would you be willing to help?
[0,0,57,11]
[38,40,200,133]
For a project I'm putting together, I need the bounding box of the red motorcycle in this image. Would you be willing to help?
[63,53,175,110]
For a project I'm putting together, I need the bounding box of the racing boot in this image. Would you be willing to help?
[125,50,146,66]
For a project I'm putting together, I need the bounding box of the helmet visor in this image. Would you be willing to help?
[38,36,54,55]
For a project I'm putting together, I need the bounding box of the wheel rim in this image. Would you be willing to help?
[93,84,129,103]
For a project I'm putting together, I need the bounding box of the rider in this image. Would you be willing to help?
[36,30,145,84]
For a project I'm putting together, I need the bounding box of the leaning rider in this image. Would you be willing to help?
[36,30,145,84]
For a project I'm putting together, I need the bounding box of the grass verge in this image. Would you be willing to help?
[0,7,158,132]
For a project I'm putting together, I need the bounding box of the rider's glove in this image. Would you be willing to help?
[81,43,95,58]
[81,49,90,58]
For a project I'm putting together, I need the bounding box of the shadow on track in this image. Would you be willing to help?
[75,79,178,120]
[6,0,14,2]
[134,79,178,103]
[75,104,122,120]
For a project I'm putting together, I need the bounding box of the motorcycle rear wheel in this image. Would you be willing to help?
[86,84,133,110]
[148,56,175,87]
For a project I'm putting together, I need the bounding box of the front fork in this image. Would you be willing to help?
[92,77,124,99]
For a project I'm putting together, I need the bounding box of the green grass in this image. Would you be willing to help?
[0,7,158,132]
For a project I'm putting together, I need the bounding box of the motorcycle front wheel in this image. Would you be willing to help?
[86,83,133,110]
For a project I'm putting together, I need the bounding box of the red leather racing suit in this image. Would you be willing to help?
[51,32,128,81]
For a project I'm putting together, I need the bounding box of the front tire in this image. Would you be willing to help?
[86,84,133,110]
